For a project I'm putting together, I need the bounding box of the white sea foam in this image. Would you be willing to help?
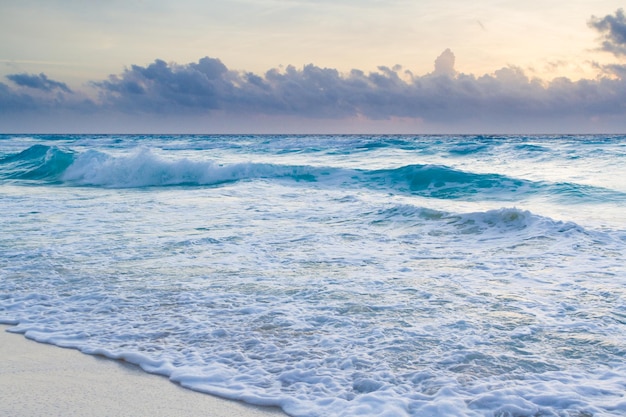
[1,134,625,416]
[62,148,253,187]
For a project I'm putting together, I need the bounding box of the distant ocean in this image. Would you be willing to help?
[1,134,625,417]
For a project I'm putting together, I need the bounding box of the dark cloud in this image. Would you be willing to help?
[6,73,73,93]
[2,45,626,132]
[589,8,626,57]
[0,82,41,112]
[600,63,626,78]
[1,73,96,118]
[93,57,234,112]
[89,54,626,128]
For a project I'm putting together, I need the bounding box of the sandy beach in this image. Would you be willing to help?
[0,326,287,417]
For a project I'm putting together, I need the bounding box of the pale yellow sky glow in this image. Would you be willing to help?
[1,0,623,86]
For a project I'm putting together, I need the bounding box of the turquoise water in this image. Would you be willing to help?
[1,134,625,416]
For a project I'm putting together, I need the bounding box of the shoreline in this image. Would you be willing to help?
[0,325,287,417]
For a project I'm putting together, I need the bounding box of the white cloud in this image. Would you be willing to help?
[433,49,456,77]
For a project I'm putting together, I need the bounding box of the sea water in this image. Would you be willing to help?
[0,134,625,416]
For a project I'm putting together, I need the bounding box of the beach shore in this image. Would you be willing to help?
[0,326,287,417]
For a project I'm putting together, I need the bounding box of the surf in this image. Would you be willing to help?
[1,145,624,205]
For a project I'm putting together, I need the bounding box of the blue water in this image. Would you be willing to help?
[1,134,625,416]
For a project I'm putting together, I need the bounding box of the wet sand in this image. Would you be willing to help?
[0,326,287,417]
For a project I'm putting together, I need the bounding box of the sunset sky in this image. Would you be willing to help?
[1,0,626,133]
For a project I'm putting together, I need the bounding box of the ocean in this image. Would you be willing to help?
[1,134,625,416]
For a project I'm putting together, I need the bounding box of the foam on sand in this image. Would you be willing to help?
[0,326,286,417]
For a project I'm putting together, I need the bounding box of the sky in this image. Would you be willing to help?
[1,0,626,133]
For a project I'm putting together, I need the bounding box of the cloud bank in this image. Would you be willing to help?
[2,10,626,133]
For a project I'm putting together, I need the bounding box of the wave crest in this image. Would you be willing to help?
[61,148,320,187]
[374,205,585,236]
[366,165,526,199]
[2,146,623,204]
[0,145,75,182]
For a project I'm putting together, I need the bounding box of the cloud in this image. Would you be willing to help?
[6,72,73,93]
[433,48,456,77]
[92,57,236,113]
[1,73,95,117]
[0,81,41,112]
[589,8,626,57]
[600,63,626,78]
[0,49,626,132]
[88,53,626,126]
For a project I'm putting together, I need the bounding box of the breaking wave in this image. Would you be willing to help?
[1,145,623,202]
